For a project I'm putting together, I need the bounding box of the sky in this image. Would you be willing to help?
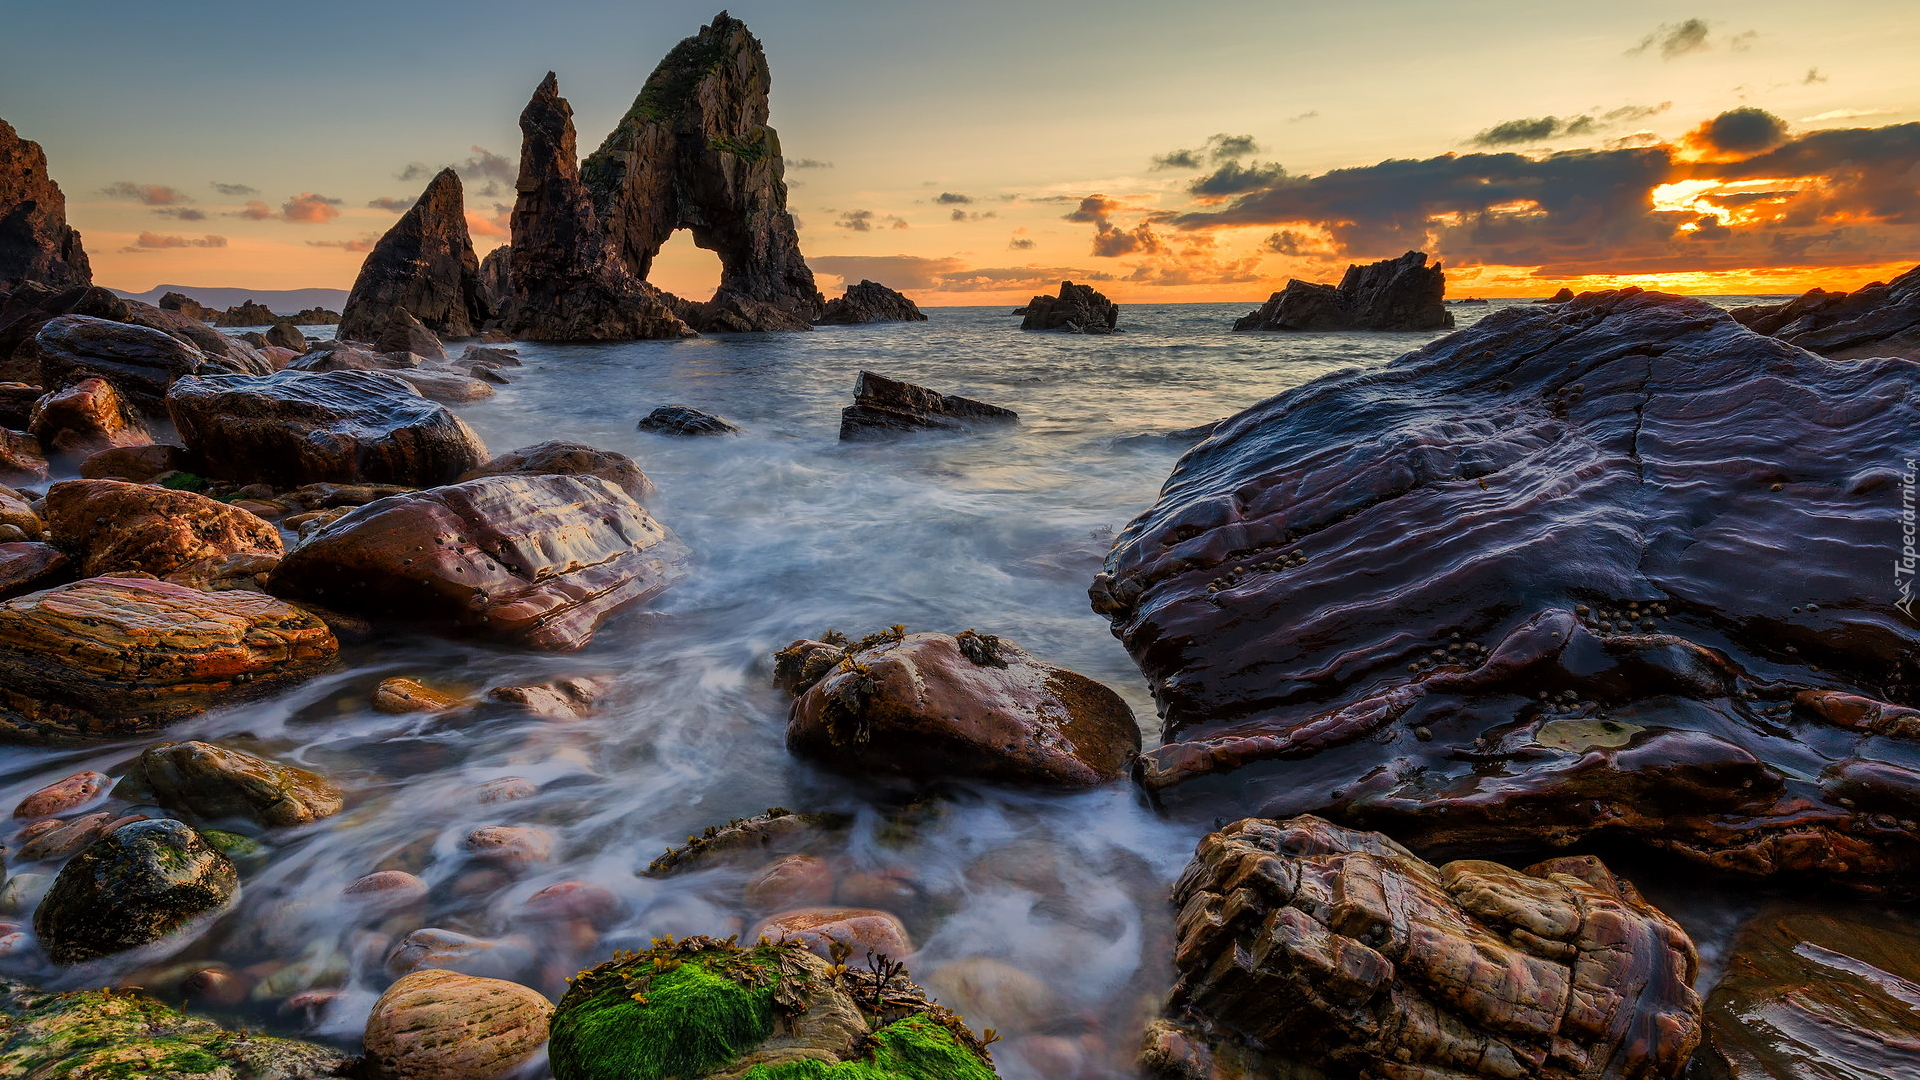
[4,0,1918,304]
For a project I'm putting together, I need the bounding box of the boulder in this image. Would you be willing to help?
[0,428,45,485]
[162,551,280,593]
[1019,280,1118,333]
[33,313,204,411]
[784,628,1139,787]
[33,818,238,964]
[0,577,337,743]
[213,299,277,327]
[267,473,689,651]
[159,291,214,321]
[0,482,38,535]
[26,376,149,458]
[457,440,655,501]
[637,404,739,436]
[0,982,348,1077]
[1731,261,1920,361]
[0,118,91,290]
[78,441,190,482]
[393,367,495,403]
[743,854,835,911]
[167,369,489,488]
[1233,250,1453,331]
[288,339,414,372]
[1092,288,1920,894]
[1537,287,1576,303]
[363,969,553,1080]
[264,319,305,351]
[483,674,612,719]
[123,300,268,370]
[839,371,1018,441]
[0,542,66,599]
[44,478,282,577]
[816,280,928,325]
[291,306,340,325]
[375,307,447,360]
[141,741,343,828]
[13,769,110,818]
[462,345,521,367]
[337,168,492,341]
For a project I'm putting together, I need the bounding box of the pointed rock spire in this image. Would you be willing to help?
[337,168,491,341]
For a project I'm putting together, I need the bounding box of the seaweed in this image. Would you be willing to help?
[954,630,1007,669]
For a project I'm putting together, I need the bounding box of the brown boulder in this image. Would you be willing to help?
[816,280,928,325]
[743,854,835,911]
[288,339,414,373]
[0,118,91,290]
[0,577,337,742]
[457,440,655,502]
[13,769,111,818]
[264,320,304,351]
[44,479,282,577]
[78,442,189,482]
[267,473,688,651]
[141,740,343,827]
[375,307,447,361]
[33,314,204,411]
[26,378,149,458]
[392,367,494,403]
[337,169,492,341]
[161,551,279,593]
[750,907,913,961]
[0,483,39,537]
[0,541,67,598]
[785,629,1139,786]
[0,428,45,485]
[362,969,552,1080]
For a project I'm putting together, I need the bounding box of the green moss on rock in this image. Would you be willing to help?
[0,982,350,1078]
[743,1015,997,1080]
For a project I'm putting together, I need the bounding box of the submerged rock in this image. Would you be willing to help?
[1019,280,1117,333]
[1166,815,1700,1079]
[34,818,238,964]
[1731,260,1920,361]
[267,473,689,651]
[750,907,913,961]
[644,807,845,878]
[0,982,349,1077]
[838,371,1018,441]
[364,969,552,1080]
[638,404,739,436]
[1234,250,1452,331]
[338,168,492,340]
[372,677,468,715]
[142,741,343,828]
[44,478,282,577]
[0,118,91,290]
[34,313,205,411]
[1094,288,1920,894]
[13,769,111,818]
[392,367,495,403]
[816,280,928,325]
[785,628,1139,786]
[457,440,655,502]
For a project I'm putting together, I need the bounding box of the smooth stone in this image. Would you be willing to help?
[743,854,836,912]
[636,404,739,436]
[12,769,111,818]
[456,440,655,502]
[141,740,344,828]
[372,677,468,715]
[463,825,555,872]
[750,907,913,961]
[363,969,553,1080]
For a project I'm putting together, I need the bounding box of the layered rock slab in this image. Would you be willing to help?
[44,478,282,577]
[1732,260,1920,361]
[1234,250,1452,331]
[337,168,492,341]
[839,371,1017,441]
[1093,288,1920,893]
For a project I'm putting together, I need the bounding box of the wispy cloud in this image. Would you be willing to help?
[1153,133,1263,170]
[368,196,413,212]
[101,182,189,206]
[788,158,833,169]
[308,235,379,252]
[1628,19,1712,59]
[122,231,226,252]
[210,182,257,197]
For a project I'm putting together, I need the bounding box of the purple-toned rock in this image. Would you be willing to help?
[1732,261,1920,361]
[33,314,204,411]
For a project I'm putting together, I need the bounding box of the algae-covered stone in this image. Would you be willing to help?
[0,981,349,1078]
[141,740,344,828]
[33,818,238,965]
[548,935,998,1080]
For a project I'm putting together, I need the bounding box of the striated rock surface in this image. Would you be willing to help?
[1731,261,1920,361]
[363,969,553,1080]
[0,982,349,1077]
[26,376,149,458]
[1234,251,1453,331]
[581,13,825,331]
[34,818,238,964]
[0,541,67,599]
[816,280,928,325]
[1019,280,1117,333]
[638,403,739,436]
[0,118,91,289]
[168,369,489,488]
[0,577,337,742]
[337,168,492,341]
[268,473,689,651]
[1092,288,1920,894]
[142,741,343,828]
[44,478,282,577]
[458,440,656,502]
[839,371,1018,441]
[784,628,1139,787]
[34,313,205,411]
[1164,816,1700,1080]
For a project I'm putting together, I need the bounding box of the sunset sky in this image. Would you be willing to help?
[5,0,1917,304]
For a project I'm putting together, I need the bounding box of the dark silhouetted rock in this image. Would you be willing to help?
[33,314,204,412]
[213,299,277,327]
[27,377,150,459]
[1537,287,1576,303]
[581,14,825,331]
[1235,250,1453,331]
[637,404,739,436]
[816,280,928,325]
[1020,280,1117,333]
[1731,261,1920,361]
[0,118,91,290]
[375,306,446,360]
[268,473,688,651]
[0,382,38,427]
[1164,816,1700,1080]
[35,819,236,964]
[264,320,304,351]
[291,307,340,325]
[158,291,214,321]
[337,168,492,341]
[839,370,1017,440]
[167,369,488,488]
[457,440,655,501]
[1092,289,1920,894]
[44,478,282,577]
[478,245,511,314]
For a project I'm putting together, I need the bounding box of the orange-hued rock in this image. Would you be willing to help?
[13,769,111,818]
[0,428,47,485]
[372,677,467,715]
[362,969,552,1080]
[26,377,150,458]
[457,441,655,502]
[44,479,282,578]
[268,474,688,652]
[0,484,40,538]
[78,442,189,482]
[161,551,278,593]
[0,541,67,599]
[785,630,1140,787]
[0,576,337,742]
[749,907,912,961]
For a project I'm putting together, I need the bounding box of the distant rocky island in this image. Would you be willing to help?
[1234,250,1452,331]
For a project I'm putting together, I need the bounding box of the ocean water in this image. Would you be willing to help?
[0,297,1791,1077]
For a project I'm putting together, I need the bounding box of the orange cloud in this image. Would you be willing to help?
[282,193,343,224]
[101,181,189,205]
[122,232,227,252]
[307,236,379,253]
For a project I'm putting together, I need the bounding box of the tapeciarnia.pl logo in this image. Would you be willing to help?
[1899,457,1917,619]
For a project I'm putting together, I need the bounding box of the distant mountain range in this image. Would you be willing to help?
[110,284,351,315]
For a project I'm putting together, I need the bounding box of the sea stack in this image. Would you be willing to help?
[1234,250,1452,331]
[0,118,92,290]
[337,168,492,341]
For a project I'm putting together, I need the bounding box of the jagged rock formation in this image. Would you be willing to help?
[158,291,214,321]
[1160,816,1700,1080]
[817,279,928,325]
[503,73,692,341]
[1732,262,1920,361]
[839,371,1018,440]
[0,119,90,290]
[213,299,277,327]
[581,12,825,331]
[338,168,492,341]
[1092,289,1920,895]
[1019,281,1117,333]
[478,245,511,314]
[1234,251,1453,331]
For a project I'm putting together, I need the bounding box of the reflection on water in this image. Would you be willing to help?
[0,299,1782,1076]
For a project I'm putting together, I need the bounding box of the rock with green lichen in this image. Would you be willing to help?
[33,818,237,965]
[548,935,997,1080]
[0,981,350,1078]
[141,741,343,828]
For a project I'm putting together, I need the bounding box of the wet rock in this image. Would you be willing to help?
[337,169,492,341]
[142,740,344,827]
[0,118,91,289]
[0,482,38,534]
[363,969,553,1080]
[289,339,415,372]
[463,825,555,872]
[1696,903,1920,1079]
[786,629,1139,787]
[167,369,490,488]
[744,854,835,911]
[0,382,40,427]
[16,810,133,861]
[345,870,430,913]
[268,474,689,652]
[386,928,533,980]
[921,957,1063,1037]
[478,777,538,803]
[463,344,521,367]
[26,376,150,458]
[644,807,844,877]
[1537,287,1576,303]
[78,440,189,481]
[1020,280,1118,333]
[125,301,270,371]
[393,367,495,403]
[0,577,337,743]
[771,636,848,696]
[751,907,913,961]
[1095,289,1920,893]
[816,280,928,325]
[45,478,282,577]
[483,675,613,719]
[1164,816,1700,1079]
[13,769,111,818]
[373,677,468,715]
[1233,251,1453,331]
[34,818,238,964]
[1731,261,1920,361]
[637,403,739,436]
[458,440,655,502]
[836,869,928,922]
[375,307,448,361]
[264,319,305,351]
[0,428,45,485]
[33,313,204,411]
[838,371,1018,441]
[0,541,67,598]
[0,982,349,1077]
[162,550,279,592]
